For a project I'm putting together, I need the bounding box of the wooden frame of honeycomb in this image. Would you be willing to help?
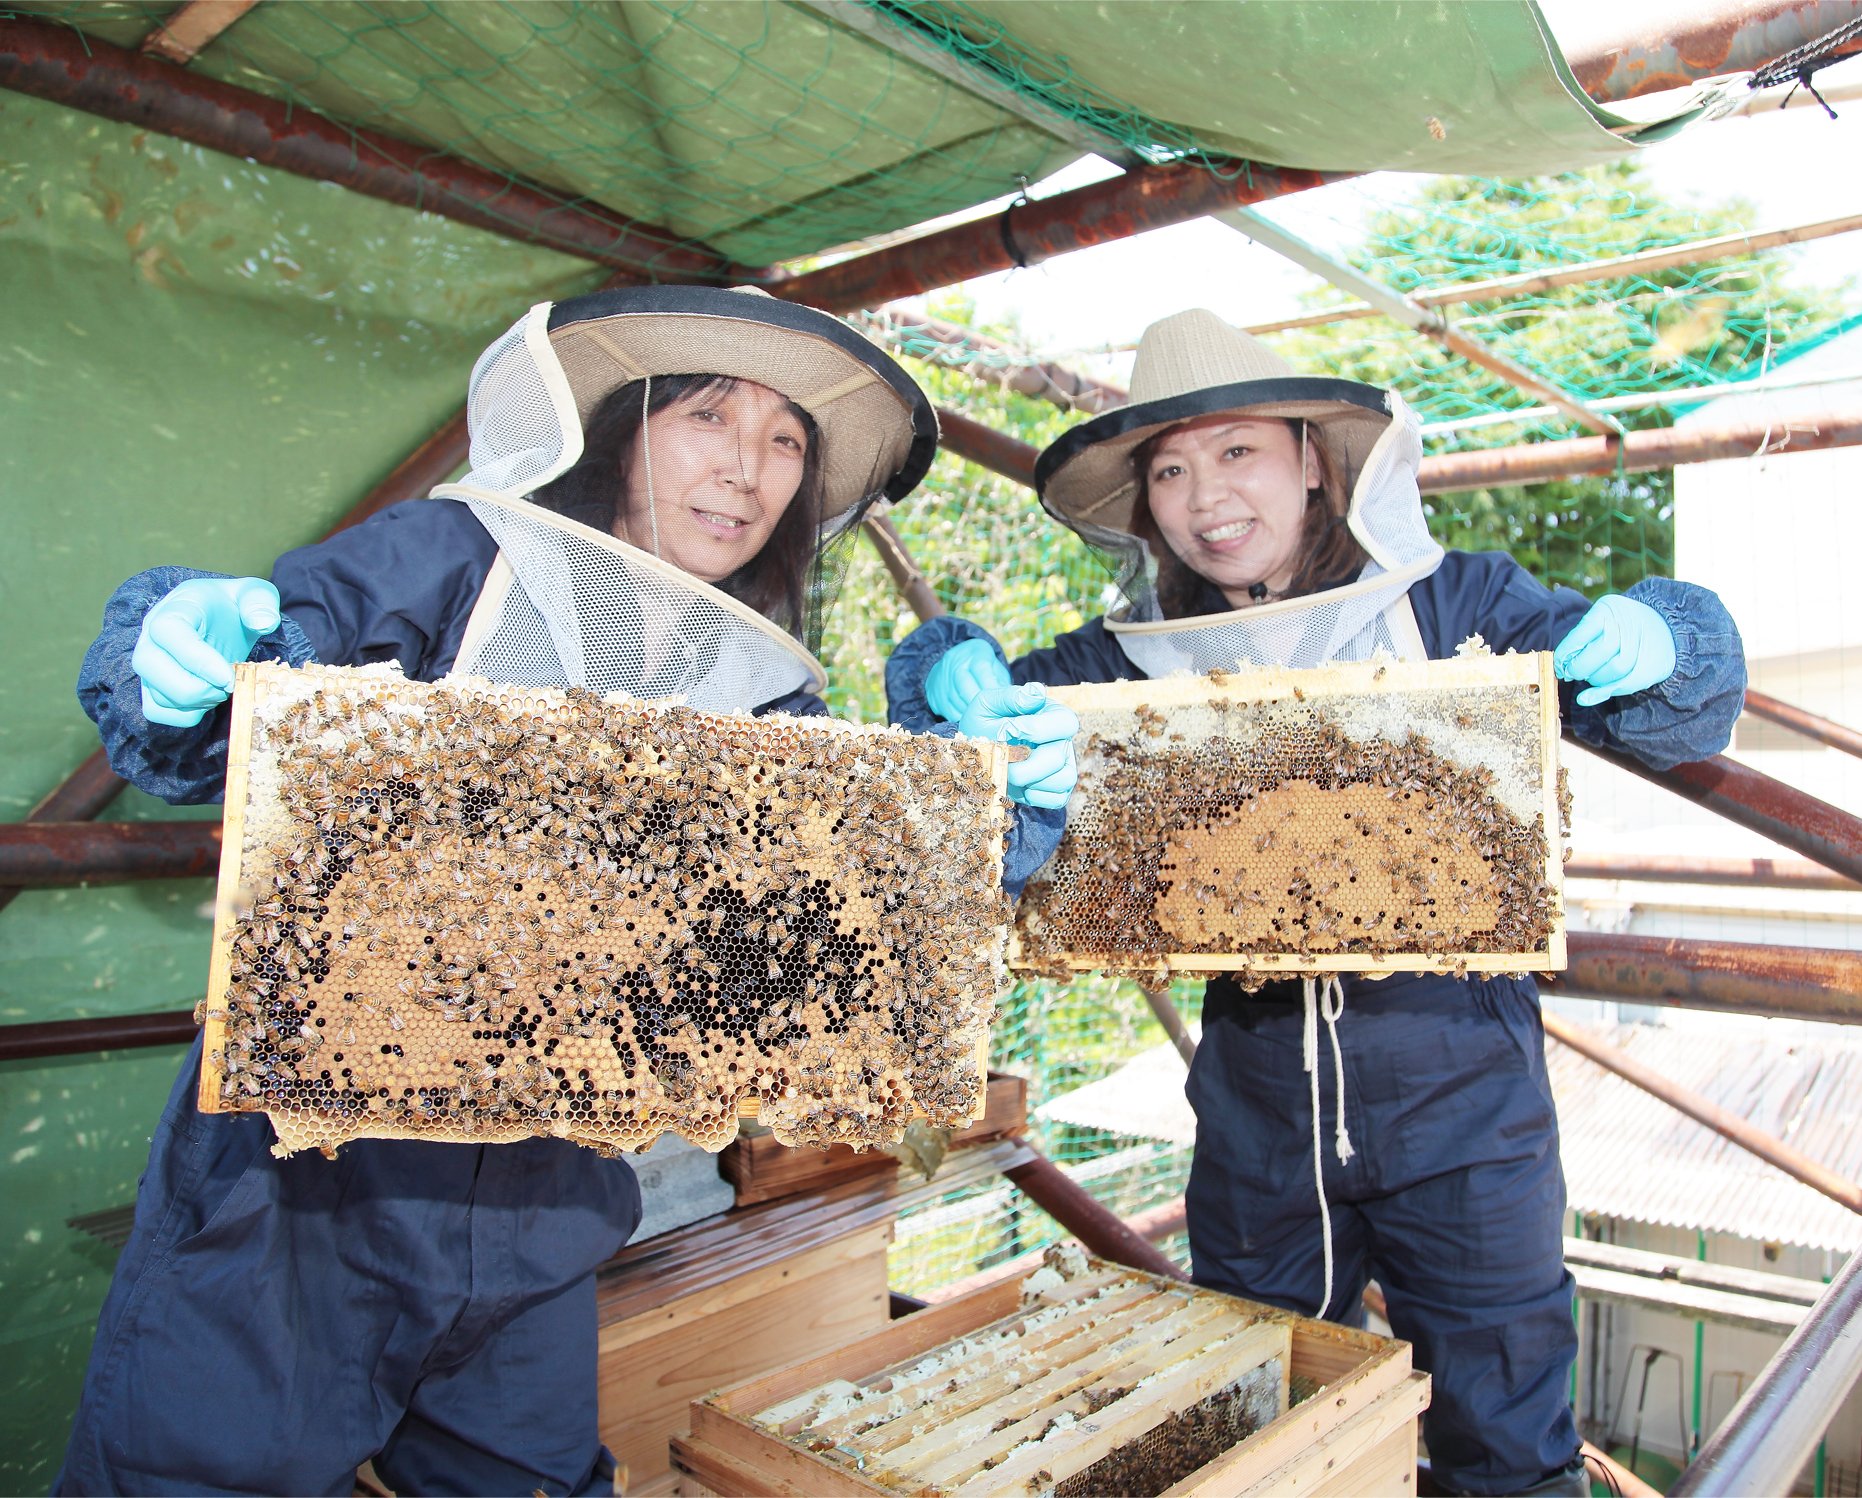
[200,662,1009,1158]
[1013,653,1566,979]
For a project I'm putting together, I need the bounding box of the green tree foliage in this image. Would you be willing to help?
[1272,162,1854,594]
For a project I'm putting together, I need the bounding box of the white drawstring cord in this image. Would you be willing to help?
[1302,973,1354,1318]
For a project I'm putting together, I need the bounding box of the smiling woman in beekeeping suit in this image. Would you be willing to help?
[64,286,1074,1496]
[887,309,1748,1498]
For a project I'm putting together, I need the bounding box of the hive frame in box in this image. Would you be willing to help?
[672,1257,1431,1497]
[200,661,1006,1157]
[1013,653,1566,979]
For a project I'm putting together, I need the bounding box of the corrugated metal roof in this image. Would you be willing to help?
[1549,1019,1862,1254]
[1035,1019,1862,1253]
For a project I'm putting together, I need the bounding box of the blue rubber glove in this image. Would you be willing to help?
[925,638,1012,723]
[1554,595,1678,708]
[958,682,1080,810]
[132,576,281,727]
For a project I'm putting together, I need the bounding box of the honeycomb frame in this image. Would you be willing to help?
[201,662,1009,1157]
[1013,653,1566,979]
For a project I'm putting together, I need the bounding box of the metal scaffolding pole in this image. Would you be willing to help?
[1561,0,1862,102]
[1548,933,1862,1024]
[1669,1246,1862,1497]
[1214,207,1623,437]
[1542,1010,1862,1212]
[0,18,737,282]
[1743,688,1862,760]
[1563,852,1858,891]
[1243,211,1862,336]
[0,822,222,887]
[1004,1148,1189,1281]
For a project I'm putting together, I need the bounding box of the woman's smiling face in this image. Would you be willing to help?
[616,380,809,582]
[1143,414,1318,608]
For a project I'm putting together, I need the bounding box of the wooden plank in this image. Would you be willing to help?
[956,1322,1292,1493]
[1180,1370,1427,1498]
[1167,1321,1412,1493]
[722,1073,1027,1206]
[1569,1263,1807,1335]
[846,1288,1199,1462]
[918,1303,1259,1483]
[600,1223,891,1356]
[689,1403,893,1496]
[196,662,259,1111]
[1564,1235,1824,1305]
[599,1139,1031,1325]
[811,1284,1172,1447]
[716,1280,1028,1417]
[671,1432,868,1497]
[601,1228,892,1486]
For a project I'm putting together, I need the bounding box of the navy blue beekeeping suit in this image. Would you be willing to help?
[60,501,653,1496]
[889,549,1745,1497]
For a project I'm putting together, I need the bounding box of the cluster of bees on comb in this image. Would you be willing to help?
[1016,661,1561,982]
[205,664,1007,1158]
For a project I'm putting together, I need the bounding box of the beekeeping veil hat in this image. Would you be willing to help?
[433,286,937,711]
[1035,309,1443,674]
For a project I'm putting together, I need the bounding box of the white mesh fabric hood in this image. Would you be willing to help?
[433,303,825,712]
[1105,391,1444,676]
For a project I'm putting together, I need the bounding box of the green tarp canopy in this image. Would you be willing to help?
[0,1,1712,1486]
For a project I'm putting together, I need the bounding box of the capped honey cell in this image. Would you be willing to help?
[202,662,1010,1158]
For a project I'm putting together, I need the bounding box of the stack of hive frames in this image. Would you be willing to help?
[1014,653,1566,980]
[200,661,1009,1158]
[709,1248,1293,1496]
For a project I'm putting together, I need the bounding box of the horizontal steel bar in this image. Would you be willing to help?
[0,822,221,886]
[1004,1149,1188,1280]
[0,1010,196,1063]
[1563,851,1859,890]
[1549,932,1862,1023]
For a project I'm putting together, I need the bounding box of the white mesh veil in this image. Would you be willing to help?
[1075,391,1444,675]
[431,297,929,712]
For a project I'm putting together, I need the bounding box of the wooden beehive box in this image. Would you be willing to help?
[671,1253,1429,1497]
[1014,654,1566,980]
[201,661,1009,1158]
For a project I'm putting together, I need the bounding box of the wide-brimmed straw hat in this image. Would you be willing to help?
[1035,309,1394,535]
[546,285,938,521]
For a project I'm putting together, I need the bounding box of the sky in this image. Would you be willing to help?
[912,38,1862,370]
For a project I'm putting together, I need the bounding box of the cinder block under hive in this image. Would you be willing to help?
[200,662,1010,1157]
[1014,654,1566,979]
[672,1249,1430,1497]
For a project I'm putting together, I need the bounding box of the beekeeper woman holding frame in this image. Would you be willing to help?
[63,286,1073,1495]
[888,309,1745,1497]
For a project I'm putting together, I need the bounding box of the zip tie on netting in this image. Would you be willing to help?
[1302,973,1354,1319]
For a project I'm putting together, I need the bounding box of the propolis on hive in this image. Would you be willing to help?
[1013,653,1566,982]
[201,662,1011,1159]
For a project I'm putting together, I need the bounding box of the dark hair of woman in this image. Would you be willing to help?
[1129,418,1369,620]
[528,373,825,639]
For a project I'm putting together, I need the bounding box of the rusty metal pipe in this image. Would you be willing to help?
[1547,933,1862,1024]
[1542,1010,1862,1212]
[0,1009,196,1063]
[862,514,946,624]
[0,17,735,281]
[1004,1148,1188,1280]
[0,822,221,887]
[1581,743,1862,886]
[764,160,1343,316]
[1670,1246,1862,1497]
[1563,0,1862,102]
[1743,689,1862,760]
[1421,402,1862,494]
[937,407,1040,487]
[1564,852,1859,891]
